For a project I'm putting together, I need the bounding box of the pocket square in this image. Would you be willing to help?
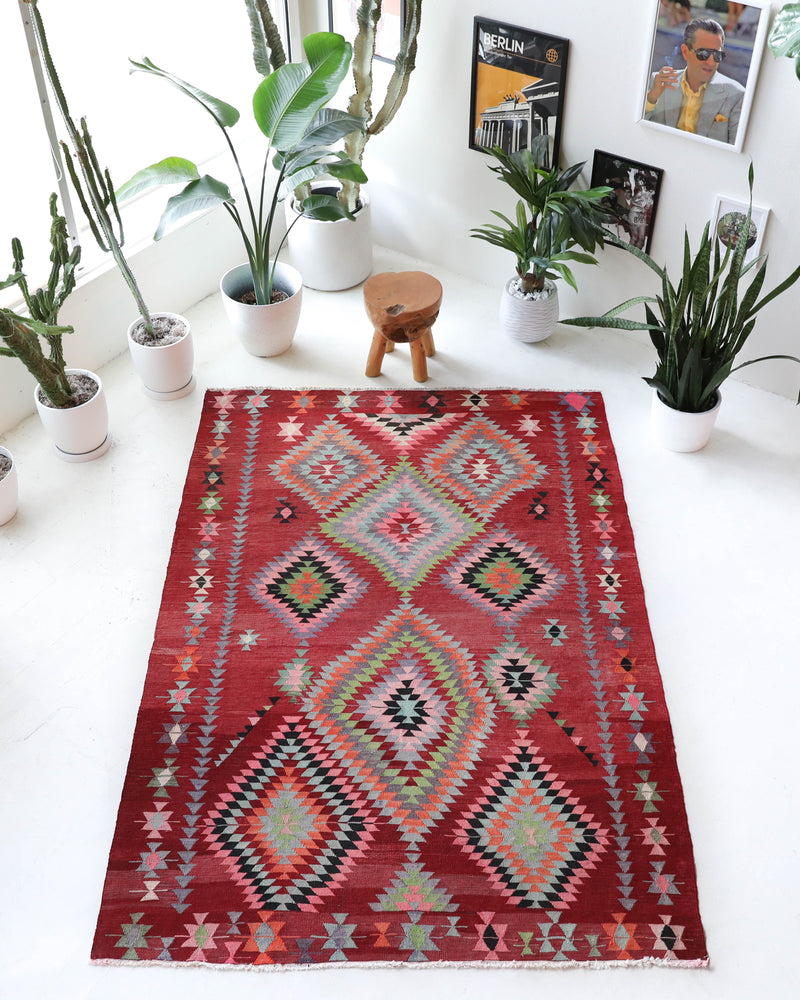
[714,113,728,122]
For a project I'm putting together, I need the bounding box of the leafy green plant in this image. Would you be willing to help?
[119,32,367,306]
[0,194,79,407]
[25,0,158,338]
[563,166,800,412]
[769,3,800,81]
[470,138,612,295]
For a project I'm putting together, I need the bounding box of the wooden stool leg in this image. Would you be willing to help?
[385,338,396,354]
[421,328,435,357]
[366,331,388,377]
[409,339,428,382]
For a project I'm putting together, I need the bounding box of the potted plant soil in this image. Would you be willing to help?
[0,446,18,526]
[564,166,800,452]
[1,195,110,461]
[471,137,612,343]
[282,0,423,290]
[26,0,194,398]
[120,30,366,357]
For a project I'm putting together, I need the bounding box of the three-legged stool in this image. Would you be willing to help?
[363,271,442,383]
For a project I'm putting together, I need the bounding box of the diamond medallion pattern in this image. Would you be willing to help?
[93,389,707,969]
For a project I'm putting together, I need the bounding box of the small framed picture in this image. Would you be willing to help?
[328,0,405,64]
[638,0,770,151]
[591,151,664,254]
[712,195,769,264]
[469,17,569,168]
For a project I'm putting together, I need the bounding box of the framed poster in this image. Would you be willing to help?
[591,150,664,254]
[638,0,770,151]
[712,194,769,265]
[328,0,405,64]
[469,17,569,168]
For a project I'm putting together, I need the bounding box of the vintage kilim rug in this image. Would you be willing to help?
[92,388,708,969]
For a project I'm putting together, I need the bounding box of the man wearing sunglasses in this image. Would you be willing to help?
[644,18,744,144]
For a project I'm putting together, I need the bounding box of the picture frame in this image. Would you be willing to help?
[637,0,770,152]
[328,0,405,64]
[590,150,664,254]
[712,194,769,265]
[469,17,569,169]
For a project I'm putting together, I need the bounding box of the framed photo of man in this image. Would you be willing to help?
[638,0,770,152]
[328,0,405,64]
[591,151,664,254]
[469,18,569,169]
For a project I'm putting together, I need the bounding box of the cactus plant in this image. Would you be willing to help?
[0,194,80,407]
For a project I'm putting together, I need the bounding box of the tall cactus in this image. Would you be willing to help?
[0,194,79,407]
[24,0,155,338]
[340,0,423,213]
[243,0,287,74]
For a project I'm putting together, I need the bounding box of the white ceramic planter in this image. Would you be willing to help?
[127,312,195,400]
[34,368,110,462]
[285,188,372,291]
[0,446,18,526]
[650,390,722,452]
[220,262,303,357]
[499,277,559,343]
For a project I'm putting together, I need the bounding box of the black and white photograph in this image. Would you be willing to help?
[469,17,569,168]
[639,0,770,151]
[591,150,664,253]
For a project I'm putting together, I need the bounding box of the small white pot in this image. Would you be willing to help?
[285,188,372,291]
[499,277,559,343]
[34,368,110,462]
[220,262,303,357]
[0,446,18,526]
[127,312,195,400]
[650,390,722,453]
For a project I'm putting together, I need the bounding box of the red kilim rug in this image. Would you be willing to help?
[92,388,708,969]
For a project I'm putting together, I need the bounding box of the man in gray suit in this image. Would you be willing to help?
[645,18,744,144]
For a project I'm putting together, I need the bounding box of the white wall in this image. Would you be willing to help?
[3,0,799,436]
[363,0,800,400]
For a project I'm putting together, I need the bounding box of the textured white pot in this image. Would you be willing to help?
[220,262,303,357]
[285,188,372,290]
[0,446,18,526]
[34,368,110,462]
[499,277,559,343]
[650,390,722,452]
[127,312,195,400]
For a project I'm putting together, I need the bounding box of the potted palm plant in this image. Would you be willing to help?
[471,137,612,343]
[25,0,195,400]
[1,194,110,462]
[283,0,423,290]
[564,166,800,452]
[119,31,366,357]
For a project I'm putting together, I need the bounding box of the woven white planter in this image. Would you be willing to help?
[285,188,372,291]
[499,278,559,343]
[650,390,722,452]
[127,312,195,400]
[0,445,18,526]
[220,262,303,357]
[34,368,110,462]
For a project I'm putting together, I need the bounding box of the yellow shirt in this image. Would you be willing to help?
[645,72,708,133]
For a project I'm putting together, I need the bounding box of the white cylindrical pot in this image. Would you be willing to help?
[0,446,18,526]
[650,390,722,452]
[127,312,195,400]
[499,277,559,343]
[34,368,110,462]
[220,262,303,357]
[285,188,372,291]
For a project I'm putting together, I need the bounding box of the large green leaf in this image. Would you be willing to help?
[154,175,234,240]
[253,33,352,151]
[295,109,366,150]
[768,3,800,58]
[116,157,200,202]
[130,57,240,128]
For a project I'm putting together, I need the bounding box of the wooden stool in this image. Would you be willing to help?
[363,271,442,383]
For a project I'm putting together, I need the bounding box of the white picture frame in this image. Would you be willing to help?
[712,194,769,265]
[637,0,770,152]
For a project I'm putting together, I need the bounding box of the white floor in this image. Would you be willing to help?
[1,247,799,999]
